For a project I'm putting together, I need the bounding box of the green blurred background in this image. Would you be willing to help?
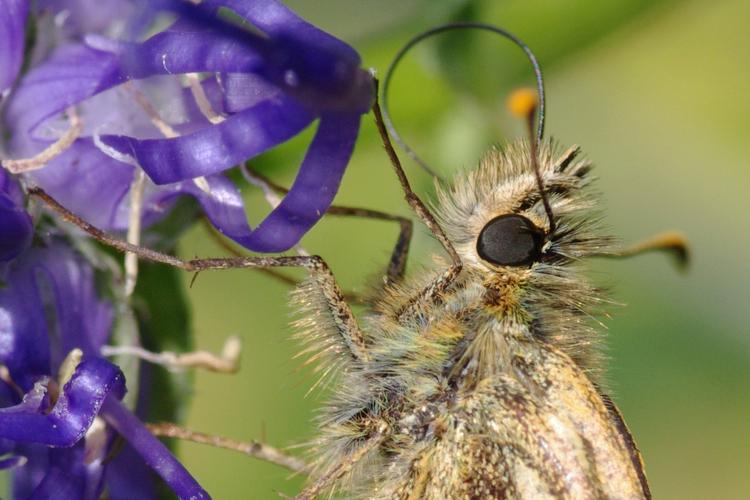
[177,0,750,498]
[5,0,749,497]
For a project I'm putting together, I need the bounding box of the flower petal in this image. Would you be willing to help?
[146,0,373,113]
[120,28,263,78]
[28,139,135,229]
[104,444,159,499]
[102,399,209,500]
[155,112,360,252]
[100,94,315,184]
[38,0,134,35]
[0,170,33,261]
[0,243,113,389]
[0,358,125,446]
[206,0,359,60]
[0,0,28,97]
[237,112,360,252]
[5,43,124,142]
[27,462,85,500]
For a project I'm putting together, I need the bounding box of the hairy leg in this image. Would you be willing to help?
[242,167,414,286]
[371,80,463,322]
[30,187,370,363]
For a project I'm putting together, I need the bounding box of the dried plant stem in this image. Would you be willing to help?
[125,82,179,139]
[2,108,82,173]
[124,169,146,297]
[147,422,308,474]
[186,73,224,124]
[101,336,241,373]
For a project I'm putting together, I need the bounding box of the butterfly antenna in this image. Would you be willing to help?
[508,88,556,234]
[381,22,547,183]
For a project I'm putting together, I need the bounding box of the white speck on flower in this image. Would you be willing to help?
[193,177,212,195]
[284,69,299,87]
[54,10,71,28]
[162,54,172,74]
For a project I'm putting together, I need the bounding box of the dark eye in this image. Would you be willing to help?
[476,214,545,266]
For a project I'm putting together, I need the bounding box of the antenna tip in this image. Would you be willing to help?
[507,87,538,120]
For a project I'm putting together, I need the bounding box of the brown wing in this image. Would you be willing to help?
[600,392,652,499]
[383,344,649,499]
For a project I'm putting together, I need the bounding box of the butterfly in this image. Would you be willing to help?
[30,21,687,500]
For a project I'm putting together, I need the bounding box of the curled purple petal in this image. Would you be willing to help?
[0,0,28,96]
[31,248,114,361]
[101,94,315,184]
[152,112,360,252]
[236,112,360,252]
[5,43,124,142]
[0,263,51,390]
[104,444,158,499]
[102,398,209,500]
[10,444,49,499]
[207,0,359,60]
[5,0,372,254]
[0,170,33,261]
[0,193,32,261]
[0,358,125,446]
[221,73,280,113]
[145,0,373,113]
[121,29,263,78]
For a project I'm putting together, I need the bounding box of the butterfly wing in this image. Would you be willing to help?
[381,344,649,499]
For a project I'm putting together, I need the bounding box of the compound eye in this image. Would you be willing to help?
[476,214,545,267]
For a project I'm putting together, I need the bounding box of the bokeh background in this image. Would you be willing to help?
[5,0,749,498]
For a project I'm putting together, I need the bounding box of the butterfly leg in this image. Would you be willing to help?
[241,167,414,286]
[29,187,370,363]
[295,422,388,500]
[371,80,463,321]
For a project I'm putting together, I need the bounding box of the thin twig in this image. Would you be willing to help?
[125,169,146,297]
[147,422,308,474]
[125,82,179,139]
[186,73,224,124]
[101,336,242,373]
[2,108,82,173]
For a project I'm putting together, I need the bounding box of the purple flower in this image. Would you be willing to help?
[0,240,208,499]
[0,0,28,98]
[0,1,374,496]
[3,0,373,252]
[0,170,32,261]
